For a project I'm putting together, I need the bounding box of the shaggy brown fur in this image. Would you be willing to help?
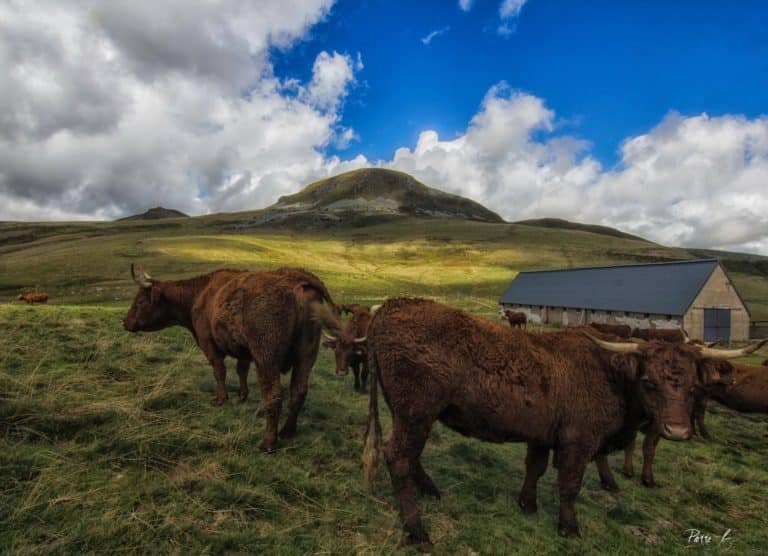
[503,309,527,329]
[316,303,372,391]
[17,292,48,304]
[350,298,732,548]
[589,322,632,338]
[123,266,334,453]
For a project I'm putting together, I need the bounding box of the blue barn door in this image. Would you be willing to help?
[703,308,731,343]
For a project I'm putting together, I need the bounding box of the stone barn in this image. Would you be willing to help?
[499,259,751,343]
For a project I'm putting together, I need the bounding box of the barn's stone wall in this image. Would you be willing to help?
[683,266,750,342]
[500,304,682,330]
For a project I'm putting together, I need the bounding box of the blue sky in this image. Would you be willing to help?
[274,0,768,166]
[1,0,766,252]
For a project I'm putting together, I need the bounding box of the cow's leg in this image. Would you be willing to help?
[352,361,361,391]
[640,432,662,488]
[256,367,282,453]
[205,353,228,406]
[518,443,549,514]
[361,358,370,392]
[280,357,313,439]
[595,454,620,492]
[556,445,590,538]
[693,396,710,439]
[408,419,439,499]
[622,432,637,478]
[236,358,250,403]
[385,415,432,550]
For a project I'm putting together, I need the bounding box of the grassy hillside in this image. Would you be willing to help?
[1,216,768,553]
[1,216,767,318]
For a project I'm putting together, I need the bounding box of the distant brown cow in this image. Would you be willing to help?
[631,328,686,342]
[17,292,48,304]
[123,265,334,453]
[608,349,767,488]
[503,309,527,329]
[314,298,739,547]
[318,304,372,391]
[589,322,632,338]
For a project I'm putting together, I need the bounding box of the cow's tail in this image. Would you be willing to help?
[362,349,383,490]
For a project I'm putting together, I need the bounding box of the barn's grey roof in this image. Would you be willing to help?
[499,259,723,316]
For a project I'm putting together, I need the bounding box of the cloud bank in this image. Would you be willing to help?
[1,2,766,254]
[382,84,768,253]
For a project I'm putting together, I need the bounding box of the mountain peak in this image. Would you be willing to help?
[268,168,502,225]
[118,207,189,221]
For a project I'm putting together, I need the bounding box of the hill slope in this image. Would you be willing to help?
[233,168,503,229]
[515,217,647,242]
[118,207,189,221]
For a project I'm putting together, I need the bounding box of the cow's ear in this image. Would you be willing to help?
[611,354,640,382]
[698,359,734,387]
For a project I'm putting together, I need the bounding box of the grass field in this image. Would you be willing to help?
[2,217,768,553]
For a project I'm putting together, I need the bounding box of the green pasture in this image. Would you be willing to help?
[1,217,768,553]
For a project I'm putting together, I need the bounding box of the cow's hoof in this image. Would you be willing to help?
[558,524,581,538]
[238,393,249,403]
[600,480,620,493]
[279,424,297,439]
[417,481,441,499]
[699,430,711,440]
[641,477,659,488]
[398,534,433,552]
[517,496,538,515]
[211,397,227,406]
[621,468,634,478]
[258,440,277,454]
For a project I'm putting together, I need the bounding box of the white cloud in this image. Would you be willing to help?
[498,0,528,35]
[458,0,473,12]
[421,26,450,46]
[1,3,766,254]
[376,84,768,254]
[0,0,361,218]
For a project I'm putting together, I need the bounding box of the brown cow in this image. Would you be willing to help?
[589,322,632,338]
[620,357,768,487]
[317,303,372,391]
[313,298,738,547]
[631,328,686,342]
[503,309,527,329]
[123,265,334,453]
[17,292,48,304]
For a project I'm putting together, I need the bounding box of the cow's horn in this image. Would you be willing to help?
[353,336,367,344]
[322,331,337,341]
[698,338,768,360]
[584,333,641,354]
[630,337,648,344]
[131,264,152,288]
[681,327,691,344]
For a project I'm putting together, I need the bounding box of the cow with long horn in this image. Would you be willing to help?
[123,264,335,453]
[350,298,738,548]
[618,345,768,486]
[314,303,371,391]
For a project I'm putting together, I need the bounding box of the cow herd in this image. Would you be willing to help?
[121,264,768,549]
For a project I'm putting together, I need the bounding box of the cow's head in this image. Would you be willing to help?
[322,330,367,376]
[123,264,176,332]
[17,294,23,300]
[587,335,766,441]
[312,303,368,376]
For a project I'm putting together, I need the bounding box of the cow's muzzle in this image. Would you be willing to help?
[661,423,692,441]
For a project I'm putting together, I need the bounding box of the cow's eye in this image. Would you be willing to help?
[641,378,658,390]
